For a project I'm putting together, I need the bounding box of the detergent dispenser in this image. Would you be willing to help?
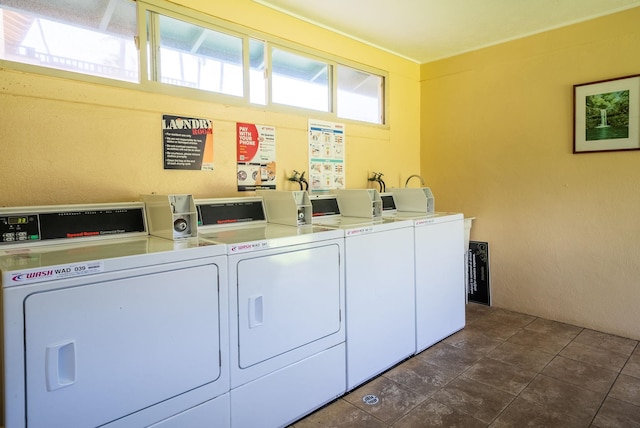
[334,188,382,219]
[391,188,435,213]
[141,194,198,240]
[258,190,312,226]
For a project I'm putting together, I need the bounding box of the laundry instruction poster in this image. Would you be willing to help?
[162,115,214,170]
[308,119,345,191]
[236,123,276,191]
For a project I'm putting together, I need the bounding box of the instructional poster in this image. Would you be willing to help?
[162,115,214,170]
[308,119,345,191]
[236,123,277,191]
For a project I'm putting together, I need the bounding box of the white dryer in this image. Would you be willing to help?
[0,203,229,428]
[391,188,466,352]
[311,190,416,390]
[195,196,346,428]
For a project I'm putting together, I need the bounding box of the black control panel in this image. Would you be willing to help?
[311,197,340,217]
[0,208,146,245]
[197,200,266,226]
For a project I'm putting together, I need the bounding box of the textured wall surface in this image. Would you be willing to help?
[421,7,640,339]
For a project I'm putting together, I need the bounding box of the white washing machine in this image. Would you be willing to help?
[311,190,416,390]
[0,202,230,428]
[391,188,466,352]
[195,196,346,428]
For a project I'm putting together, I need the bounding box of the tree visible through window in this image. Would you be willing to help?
[0,0,138,82]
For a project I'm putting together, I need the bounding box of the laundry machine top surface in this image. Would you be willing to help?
[391,211,463,225]
[314,216,414,234]
[0,202,226,288]
[195,196,344,254]
[199,223,343,253]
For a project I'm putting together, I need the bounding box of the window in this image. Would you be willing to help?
[148,12,243,96]
[337,65,384,124]
[0,0,138,82]
[271,47,329,112]
[0,0,387,125]
[249,38,266,105]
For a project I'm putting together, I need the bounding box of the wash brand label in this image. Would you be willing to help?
[9,262,104,286]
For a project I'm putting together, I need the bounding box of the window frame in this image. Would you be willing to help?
[0,0,388,126]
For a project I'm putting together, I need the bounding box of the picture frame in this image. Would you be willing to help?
[573,74,640,153]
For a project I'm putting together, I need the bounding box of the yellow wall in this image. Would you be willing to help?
[421,7,640,339]
[0,0,420,207]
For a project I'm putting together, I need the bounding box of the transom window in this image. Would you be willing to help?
[0,0,386,125]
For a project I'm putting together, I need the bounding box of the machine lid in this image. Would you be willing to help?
[0,236,225,287]
[199,223,343,254]
[315,216,413,234]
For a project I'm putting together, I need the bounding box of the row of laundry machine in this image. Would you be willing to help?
[0,188,465,428]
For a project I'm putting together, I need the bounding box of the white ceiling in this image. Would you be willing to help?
[252,0,640,63]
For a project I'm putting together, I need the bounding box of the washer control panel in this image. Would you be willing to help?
[0,214,40,243]
[0,206,147,246]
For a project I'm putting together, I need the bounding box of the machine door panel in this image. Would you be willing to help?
[236,244,341,368]
[25,264,221,428]
[415,219,465,350]
[344,227,416,389]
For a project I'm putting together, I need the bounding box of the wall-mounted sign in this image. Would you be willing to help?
[308,119,345,191]
[236,123,276,191]
[162,114,214,170]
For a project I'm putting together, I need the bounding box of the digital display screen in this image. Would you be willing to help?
[8,216,28,225]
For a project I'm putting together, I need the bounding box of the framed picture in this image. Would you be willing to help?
[573,74,640,153]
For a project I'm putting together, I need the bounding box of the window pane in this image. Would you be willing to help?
[155,14,242,96]
[271,48,328,112]
[249,38,266,105]
[337,65,383,124]
[0,0,138,82]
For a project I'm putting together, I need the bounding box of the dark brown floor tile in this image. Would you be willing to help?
[487,341,555,373]
[393,399,486,428]
[415,342,484,374]
[465,302,494,324]
[464,318,522,341]
[490,396,585,428]
[622,348,640,379]
[484,308,536,328]
[344,376,427,424]
[383,355,458,396]
[560,341,630,372]
[609,374,640,407]
[443,328,503,355]
[523,317,582,340]
[430,377,514,424]
[507,328,573,354]
[461,357,537,395]
[518,375,605,425]
[573,329,638,357]
[294,399,390,428]
[542,355,618,393]
[592,397,640,428]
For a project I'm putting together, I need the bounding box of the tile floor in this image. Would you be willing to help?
[291,303,640,427]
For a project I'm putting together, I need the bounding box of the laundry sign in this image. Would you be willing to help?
[236,122,276,191]
[162,114,214,170]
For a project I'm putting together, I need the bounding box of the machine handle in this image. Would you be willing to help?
[248,295,264,328]
[46,341,76,391]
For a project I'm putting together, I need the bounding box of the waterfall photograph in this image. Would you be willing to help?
[585,90,629,141]
[574,74,640,153]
